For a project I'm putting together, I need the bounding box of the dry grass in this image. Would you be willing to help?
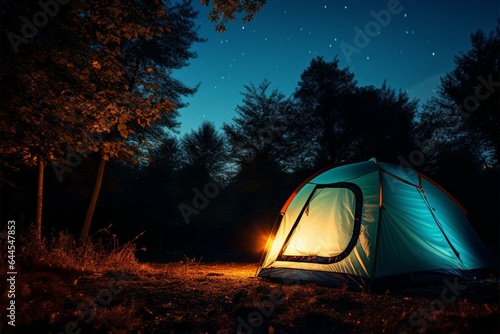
[18,224,147,274]
[0,225,151,334]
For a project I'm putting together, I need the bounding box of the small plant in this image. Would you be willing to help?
[182,255,203,266]
[18,224,146,274]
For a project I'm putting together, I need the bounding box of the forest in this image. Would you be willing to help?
[1,1,499,333]
[1,1,499,262]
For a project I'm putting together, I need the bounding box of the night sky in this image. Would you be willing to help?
[174,0,499,135]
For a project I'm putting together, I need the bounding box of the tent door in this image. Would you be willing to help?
[277,182,362,264]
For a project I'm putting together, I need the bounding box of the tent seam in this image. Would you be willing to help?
[369,159,384,291]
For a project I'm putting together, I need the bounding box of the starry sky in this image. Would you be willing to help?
[174,0,499,135]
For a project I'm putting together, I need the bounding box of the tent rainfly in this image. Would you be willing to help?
[257,158,497,290]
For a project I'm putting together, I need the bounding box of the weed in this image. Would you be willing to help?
[182,254,203,266]
[18,224,146,274]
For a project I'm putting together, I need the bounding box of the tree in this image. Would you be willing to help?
[418,23,499,169]
[0,0,107,241]
[293,56,357,166]
[293,57,418,166]
[344,83,417,162]
[77,0,203,244]
[180,121,227,181]
[223,81,293,227]
[176,121,230,253]
[200,0,266,32]
[0,0,202,243]
[122,0,205,142]
[178,121,229,226]
[115,133,183,250]
[223,81,293,171]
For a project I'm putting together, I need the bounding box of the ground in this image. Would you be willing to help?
[3,262,499,334]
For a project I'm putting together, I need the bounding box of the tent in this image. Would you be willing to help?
[257,158,497,290]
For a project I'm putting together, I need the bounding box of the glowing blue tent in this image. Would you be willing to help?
[257,158,496,290]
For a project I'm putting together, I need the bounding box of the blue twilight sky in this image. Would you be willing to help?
[173,0,499,136]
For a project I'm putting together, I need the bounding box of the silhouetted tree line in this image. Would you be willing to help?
[1,0,498,259]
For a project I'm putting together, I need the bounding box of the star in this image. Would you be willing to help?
[173,0,498,141]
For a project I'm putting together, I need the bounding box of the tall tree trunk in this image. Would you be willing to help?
[79,156,107,245]
[35,156,45,242]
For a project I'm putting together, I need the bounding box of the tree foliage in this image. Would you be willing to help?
[223,81,294,227]
[293,56,357,166]
[223,81,294,171]
[177,122,231,236]
[1,0,172,167]
[0,0,202,242]
[346,83,417,162]
[200,0,266,32]
[417,23,499,169]
[292,57,418,166]
[181,121,227,181]
[122,0,205,142]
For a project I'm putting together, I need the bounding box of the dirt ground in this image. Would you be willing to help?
[3,262,499,334]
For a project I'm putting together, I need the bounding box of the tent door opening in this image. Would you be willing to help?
[277,182,363,264]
